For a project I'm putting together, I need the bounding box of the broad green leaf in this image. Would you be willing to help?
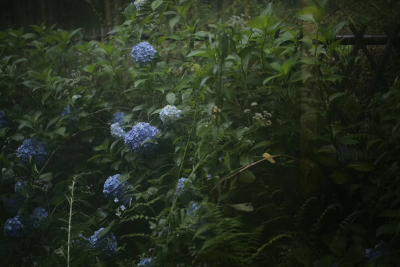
[187,49,207,57]
[228,203,254,212]
[54,127,66,136]
[239,170,256,183]
[94,138,109,152]
[329,92,346,104]
[376,223,397,236]
[332,171,347,184]
[346,161,374,172]
[166,93,176,105]
[240,156,254,167]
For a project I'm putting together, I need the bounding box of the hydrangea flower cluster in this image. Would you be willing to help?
[4,215,25,237]
[138,258,156,266]
[16,138,48,165]
[186,202,201,216]
[88,228,118,255]
[131,42,157,66]
[28,207,49,230]
[124,122,159,154]
[160,105,182,124]
[111,123,126,140]
[6,196,25,215]
[15,181,28,195]
[112,112,125,125]
[61,105,80,121]
[103,174,132,204]
[175,178,195,202]
[0,110,9,128]
[365,241,387,262]
[134,0,149,11]
[186,202,201,229]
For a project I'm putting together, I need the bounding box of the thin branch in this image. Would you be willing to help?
[39,127,109,174]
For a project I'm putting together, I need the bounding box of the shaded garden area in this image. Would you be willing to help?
[1,0,400,266]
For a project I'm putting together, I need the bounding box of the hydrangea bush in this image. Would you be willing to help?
[137,258,156,266]
[110,123,126,140]
[103,174,132,204]
[175,177,195,202]
[88,228,118,255]
[160,105,182,124]
[1,1,399,266]
[124,122,159,154]
[28,207,49,230]
[112,112,125,125]
[16,138,48,165]
[4,215,25,237]
[131,42,157,66]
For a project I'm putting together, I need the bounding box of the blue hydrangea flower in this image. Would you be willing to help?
[17,138,48,165]
[160,105,182,124]
[0,111,9,128]
[124,122,159,154]
[112,112,125,125]
[4,215,25,237]
[73,234,88,248]
[28,207,49,230]
[186,202,201,216]
[175,177,195,202]
[138,258,156,266]
[134,0,149,11]
[89,228,118,255]
[131,42,156,66]
[365,241,387,262]
[103,174,132,204]
[111,123,126,140]
[61,106,80,121]
[15,181,28,195]
[186,202,201,229]
[6,196,25,215]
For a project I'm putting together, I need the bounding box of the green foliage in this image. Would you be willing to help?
[0,1,399,266]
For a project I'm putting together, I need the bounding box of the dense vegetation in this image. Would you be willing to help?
[1,0,399,266]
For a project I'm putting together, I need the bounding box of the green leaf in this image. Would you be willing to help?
[169,16,180,30]
[295,6,323,24]
[332,171,347,185]
[123,3,136,18]
[117,173,130,183]
[166,93,176,105]
[228,203,254,212]
[39,172,53,182]
[224,152,231,171]
[240,156,254,167]
[329,92,346,104]
[140,12,156,27]
[239,170,256,183]
[83,64,97,73]
[47,116,60,130]
[315,145,336,154]
[151,0,163,10]
[187,49,207,57]
[251,140,275,151]
[94,138,110,152]
[376,223,397,236]
[54,127,66,136]
[134,79,148,88]
[97,220,115,239]
[247,16,264,30]
[346,161,374,172]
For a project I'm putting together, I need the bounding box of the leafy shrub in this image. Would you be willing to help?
[0,0,399,266]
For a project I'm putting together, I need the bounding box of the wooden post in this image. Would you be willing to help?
[244,0,251,17]
[104,0,112,27]
[367,24,400,96]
